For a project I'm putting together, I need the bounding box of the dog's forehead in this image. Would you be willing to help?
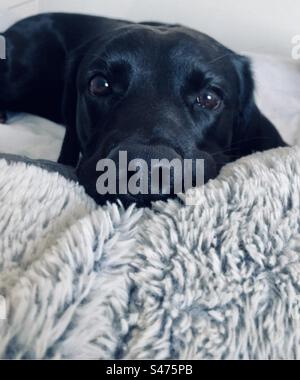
[90,24,232,64]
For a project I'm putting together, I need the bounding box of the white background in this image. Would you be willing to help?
[0,0,299,58]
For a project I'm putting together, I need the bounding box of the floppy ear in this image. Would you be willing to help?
[58,50,83,166]
[232,55,287,157]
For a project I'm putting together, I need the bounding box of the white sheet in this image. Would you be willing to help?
[249,53,300,145]
[0,54,299,161]
[0,113,64,161]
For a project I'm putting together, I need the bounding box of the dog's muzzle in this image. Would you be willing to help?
[77,143,218,207]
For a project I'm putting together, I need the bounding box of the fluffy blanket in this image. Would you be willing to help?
[1,146,300,360]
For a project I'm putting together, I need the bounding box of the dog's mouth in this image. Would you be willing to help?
[76,144,219,208]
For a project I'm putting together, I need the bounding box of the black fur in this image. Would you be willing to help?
[0,13,286,207]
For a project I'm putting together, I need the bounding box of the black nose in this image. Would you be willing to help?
[107,144,183,204]
[108,144,182,175]
[77,144,218,208]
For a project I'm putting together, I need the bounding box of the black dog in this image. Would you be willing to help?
[0,13,286,207]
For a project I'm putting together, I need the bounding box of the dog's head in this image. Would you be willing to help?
[65,22,285,207]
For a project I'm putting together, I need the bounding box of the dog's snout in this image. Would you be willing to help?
[108,143,182,166]
[78,142,219,208]
[104,143,184,205]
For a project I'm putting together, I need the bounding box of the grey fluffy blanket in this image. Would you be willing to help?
[1,146,300,360]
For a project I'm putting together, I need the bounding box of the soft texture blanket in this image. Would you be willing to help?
[1,146,300,360]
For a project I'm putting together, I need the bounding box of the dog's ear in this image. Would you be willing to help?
[58,49,85,166]
[231,55,287,157]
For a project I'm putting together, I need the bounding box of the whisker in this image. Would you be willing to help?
[207,53,233,65]
[210,136,279,157]
[230,136,278,146]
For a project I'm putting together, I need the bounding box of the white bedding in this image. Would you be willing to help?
[2,145,300,359]
[0,113,64,161]
[0,53,300,360]
[0,54,299,160]
[251,53,300,145]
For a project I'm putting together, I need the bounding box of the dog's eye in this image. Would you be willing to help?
[89,75,111,96]
[196,88,222,110]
